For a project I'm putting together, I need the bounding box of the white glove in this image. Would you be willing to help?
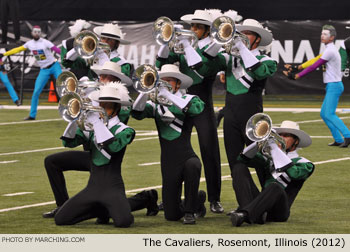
[62,121,78,139]
[66,48,78,61]
[86,111,114,144]
[267,138,293,171]
[242,142,259,159]
[234,40,259,68]
[204,42,222,57]
[179,38,190,48]
[86,111,101,125]
[132,92,149,111]
[157,44,170,58]
[183,43,202,67]
[158,87,189,110]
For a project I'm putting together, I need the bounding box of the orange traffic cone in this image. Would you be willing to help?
[48,81,58,103]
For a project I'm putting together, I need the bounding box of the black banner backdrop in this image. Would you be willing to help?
[1,20,350,95]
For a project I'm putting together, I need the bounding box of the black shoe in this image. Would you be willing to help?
[226,209,237,216]
[210,201,224,213]
[24,116,35,121]
[95,216,110,224]
[339,138,350,148]
[195,190,206,218]
[146,189,159,216]
[183,213,196,224]
[42,207,60,218]
[230,212,247,227]
[255,212,267,225]
[328,141,342,146]
[15,100,21,106]
[158,201,164,211]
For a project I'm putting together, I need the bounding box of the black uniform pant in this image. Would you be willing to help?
[240,182,290,223]
[224,92,263,203]
[187,104,221,203]
[45,151,151,212]
[161,157,201,221]
[1,0,20,43]
[55,183,134,228]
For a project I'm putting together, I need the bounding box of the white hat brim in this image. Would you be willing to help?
[159,72,193,89]
[90,65,133,86]
[236,25,272,46]
[274,127,312,148]
[93,26,131,45]
[180,14,212,26]
[89,90,132,106]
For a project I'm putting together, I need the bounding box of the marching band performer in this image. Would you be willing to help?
[60,19,95,80]
[203,18,277,213]
[283,25,350,148]
[0,25,62,120]
[54,82,158,227]
[155,9,224,213]
[43,62,158,220]
[131,64,206,224]
[93,23,133,77]
[230,120,314,227]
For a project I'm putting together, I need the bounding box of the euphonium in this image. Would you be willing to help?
[224,31,250,57]
[153,16,198,54]
[58,92,107,131]
[56,71,79,98]
[210,15,236,45]
[132,64,173,106]
[73,30,110,61]
[245,113,286,157]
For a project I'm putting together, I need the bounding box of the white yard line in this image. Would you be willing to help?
[0,147,65,156]
[0,156,347,213]
[138,162,161,166]
[0,118,62,126]
[0,160,18,164]
[3,192,34,197]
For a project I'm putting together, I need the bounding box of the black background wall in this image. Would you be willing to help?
[18,0,350,21]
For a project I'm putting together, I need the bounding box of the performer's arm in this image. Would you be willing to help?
[3,46,27,56]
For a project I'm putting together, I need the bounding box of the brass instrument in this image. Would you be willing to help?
[153,16,198,54]
[56,71,79,97]
[246,113,286,157]
[73,30,111,62]
[133,64,173,106]
[58,92,107,132]
[224,31,250,57]
[210,15,236,45]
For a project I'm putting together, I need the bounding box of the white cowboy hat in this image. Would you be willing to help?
[181,10,213,26]
[91,61,133,86]
[69,19,91,38]
[89,82,132,106]
[274,120,312,148]
[158,64,193,89]
[236,19,273,46]
[93,23,130,45]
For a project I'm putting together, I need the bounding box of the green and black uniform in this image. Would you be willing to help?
[234,150,314,223]
[109,50,133,78]
[340,37,350,72]
[156,36,222,204]
[60,37,94,79]
[132,93,205,221]
[207,49,277,173]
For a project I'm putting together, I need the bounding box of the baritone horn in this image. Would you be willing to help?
[245,113,286,156]
[56,71,79,98]
[210,15,236,45]
[73,30,110,60]
[132,64,173,106]
[58,92,107,131]
[153,16,198,54]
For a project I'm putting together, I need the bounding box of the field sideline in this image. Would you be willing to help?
[0,98,350,234]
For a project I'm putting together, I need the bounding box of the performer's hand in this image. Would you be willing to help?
[157,85,172,99]
[232,39,246,51]
[86,111,101,125]
[178,38,191,48]
[283,70,298,80]
[284,64,299,73]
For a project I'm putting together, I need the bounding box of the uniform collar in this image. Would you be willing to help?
[108,115,120,129]
[198,36,211,49]
[287,150,299,159]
